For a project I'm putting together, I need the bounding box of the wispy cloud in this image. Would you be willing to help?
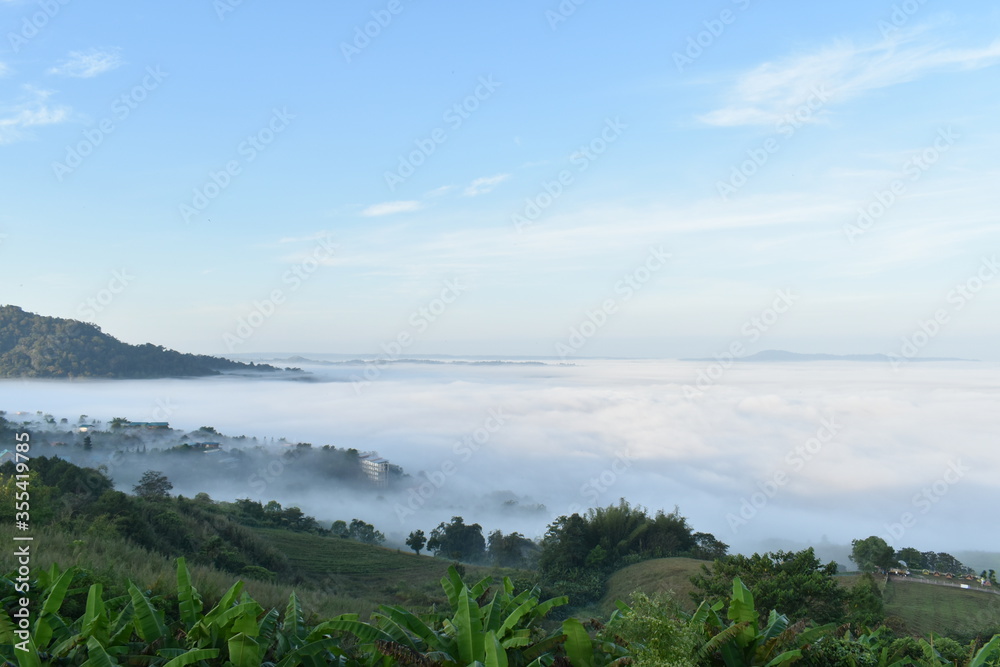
[424,185,455,197]
[361,200,423,217]
[700,29,1000,127]
[464,173,510,196]
[0,63,10,78]
[0,86,70,144]
[276,231,336,244]
[49,48,124,78]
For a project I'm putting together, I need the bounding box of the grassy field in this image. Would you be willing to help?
[598,557,711,614]
[253,528,534,616]
[884,578,1000,637]
[0,523,531,621]
[591,557,1000,640]
[0,523,385,620]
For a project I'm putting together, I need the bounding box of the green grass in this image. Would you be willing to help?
[1,509,536,623]
[0,522,528,622]
[253,527,534,614]
[0,523,377,619]
[598,557,712,615]
[593,558,1000,641]
[884,578,1000,638]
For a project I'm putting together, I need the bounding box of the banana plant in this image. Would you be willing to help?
[693,577,833,667]
[326,565,626,666]
[969,635,1000,667]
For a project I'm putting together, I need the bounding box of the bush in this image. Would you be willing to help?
[799,637,879,667]
[603,592,699,667]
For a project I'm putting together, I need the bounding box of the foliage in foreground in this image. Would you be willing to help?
[1,560,628,666]
[4,560,1000,666]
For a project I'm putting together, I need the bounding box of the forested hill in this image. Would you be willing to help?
[0,305,280,378]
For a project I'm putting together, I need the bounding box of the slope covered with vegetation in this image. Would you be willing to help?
[0,305,281,378]
[3,428,1000,664]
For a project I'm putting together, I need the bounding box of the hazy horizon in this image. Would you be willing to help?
[5,358,998,569]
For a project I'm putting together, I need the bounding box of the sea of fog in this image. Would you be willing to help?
[3,357,998,567]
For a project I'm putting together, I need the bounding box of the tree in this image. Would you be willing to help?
[487,530,539,568]
[406,529,427,555]
[132,470,173,499]
[850,536,896,573]
[690,548,846,624]
[692,531,729,560]
[110,417,129,429]
[83,435,92,451]
[427,516,485,562]
[933,552,966,575]
[348,518,385,545]
[845,573,885,628]
[895,546,924,569]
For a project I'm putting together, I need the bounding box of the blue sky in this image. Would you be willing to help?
[1,0,998,359]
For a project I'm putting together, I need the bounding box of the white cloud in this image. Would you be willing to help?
[699,30,1000,127]
[276,231,336,244]
[464,173,510,196]
[424,185,455,197]
[0,86,70,144]
[49,47,124,78]
[10,361,998,554]
[0,63,10,78]
[361,200,423,217]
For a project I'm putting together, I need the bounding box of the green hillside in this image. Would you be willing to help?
[599,557,710,614]
[599,556,1000,640]
[0,304,282,378]
[885,578,1000,638]
[254,527,534,611]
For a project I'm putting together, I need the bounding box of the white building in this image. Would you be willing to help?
[358,451,390,488]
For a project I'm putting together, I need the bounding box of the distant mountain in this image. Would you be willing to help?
[277,356,550,367]
[682,349,975,363]
[0,305,282,378]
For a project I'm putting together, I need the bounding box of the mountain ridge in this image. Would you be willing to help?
[0,304,283,378]
[682,349,976,363]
